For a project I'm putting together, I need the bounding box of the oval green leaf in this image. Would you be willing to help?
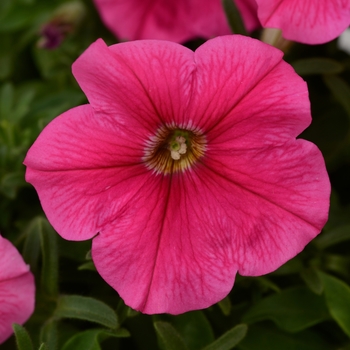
[54,295,118,329]
[202,324,247,350]
[318,271,350,337]
[242,287,329,332]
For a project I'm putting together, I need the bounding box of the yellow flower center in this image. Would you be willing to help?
[143,125,206,174]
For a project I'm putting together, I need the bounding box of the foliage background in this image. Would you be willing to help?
[1,0,350,349]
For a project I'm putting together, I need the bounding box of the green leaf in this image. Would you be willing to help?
[242,287,329,332]
[22,217,42,272]
[0,171,25,198]
[38,344,48,350]
[154,321,189,350]
[323,254,350,278]
[0,82,14,119]
[237,324,333,350]
[221,0,247,35]
[12,87,36,122]
[39,218,59,297]
[54,295,119,329]
[271,256,303,275]
[318,271,350,337]
[40,319,58,350]
[78,261,96,271]
[13,324,33,350]
[292,58,343,76]
[323,75,350,118]
[203,324,247,350]
[0,52,13,80]
[300,268,323,295]
[61,329,129,350]
[218,296,232,316]
[164,311,215,350]
[314,224,350,249]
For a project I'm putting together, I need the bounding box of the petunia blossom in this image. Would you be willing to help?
[24,35,330,314]
[92,0,259,42]
[0,235,35,344]
[255,0,350,44]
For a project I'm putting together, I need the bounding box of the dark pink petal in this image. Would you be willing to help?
[24,105,150,241]
[92,170,237,314]
[92,139,329,314]
[235,0,260,32]
[255,0,350,44]
[92,0,258,43]
[0,236,35,344]
[72,39,195,129]
[203,139,330,275]
[190,35,310,147]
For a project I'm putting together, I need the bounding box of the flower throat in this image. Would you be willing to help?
[144,126,206,174]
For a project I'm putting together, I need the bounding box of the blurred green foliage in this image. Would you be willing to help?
[1,0,350,349]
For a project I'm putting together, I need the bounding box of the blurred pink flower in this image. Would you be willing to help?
[24,36,330,314]
[92,0,259,42]
[255,0,350,44]
[0,235,35,344]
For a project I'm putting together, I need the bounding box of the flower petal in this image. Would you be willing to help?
[72,39,195,130]
[24,105,151,241]
[255,0,350,44]
[92,138,329,314]
[92,0,257,42]
[92,170,238,315]
[0,236,30,281]
[0,236,35,344]
[190,35,311,147]
[202,139,330,275]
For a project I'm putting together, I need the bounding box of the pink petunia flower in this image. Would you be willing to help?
[92,0,259,42]
[24,35,330,314]
[255,0,350,44]
[0,235,35,344]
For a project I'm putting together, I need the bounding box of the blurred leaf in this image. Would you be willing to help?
[54,295,119,329]
[165,311,215,350]
[314,224,350,249]
[203,324,247,350]
[13,324,33,350]
[12,87,36,122]
[0,52,13,80]
[40,319,58,350]
[39,218,59,297]
[38,344,48,350]
[318,271,350,337]
[255,276,280,293]
[22,217,42,272]
[0,3,40,32]
[78,261,96,271]
[271,256,303,275]
[0,82,14,119]
[242,287,329,332]
[237,324,333,350]
[323,75,350,118]
[61,328,129,350]
[300,268,323,295]
[0,171,25,198]
[116,299,138,325]
[323,254,350,278]
[154,321,189,350]
[218,296,232,316]
[292,58,343,76]
[221,0,247,35]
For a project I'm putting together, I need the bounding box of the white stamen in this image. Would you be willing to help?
[178,143,187,154]
[171,150,181,160]
[176,136,186,143]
